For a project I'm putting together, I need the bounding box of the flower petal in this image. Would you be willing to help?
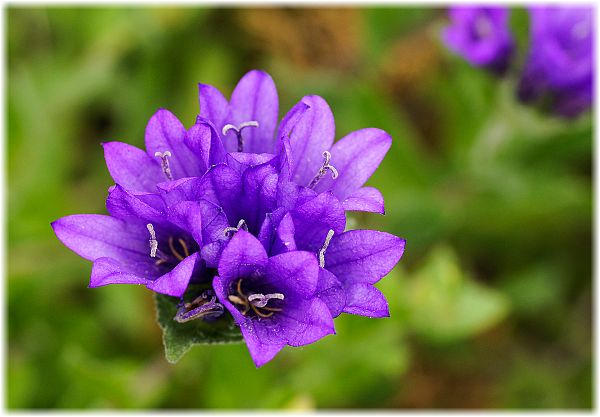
[277,298,335,347]
[314,128,392,200]
[184,119,226,171]
[287,191,346,253]
[217,230,268,283]
[239,320,287,368]
[240,164,279,234]
[326,230,405,285]
[198,83,229,131]
[106,185,164,225]
[274,213,297,254]
[90,257,156,288]
[342,186,385,214]
[102,142,163,193]
[276,101,310,180]
[342,283,389,318]
[51,214,147,262]
[265,251,319,298]
[225,152,276,174]
[145,109,199,178]
[316,268,346,318]
[147,253,201,297]
[160,165,242,226]
[287,95,336,186]
[164,201,205,246]
[228,70,279,154]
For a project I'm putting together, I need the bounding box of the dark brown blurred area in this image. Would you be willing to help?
[239,8,362,72]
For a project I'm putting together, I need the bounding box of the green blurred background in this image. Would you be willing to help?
[7,7,592,409]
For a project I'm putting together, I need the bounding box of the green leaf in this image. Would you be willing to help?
[154,292,243,364]
[403,245,509,343]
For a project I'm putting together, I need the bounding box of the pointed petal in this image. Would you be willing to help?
[198,83,229,131]
[147,253,201,297]
[217,230,268,283]
[342,283,389,318]
[90,257,156,287]
[239,320,287,368]
[266,251,319,298]
[196,199,229,244]
[184,119,226,171]
[288,95,336,186]
[316,268,346,318]
[257,212,277,253]
[326,230,405,285]
[51,215,147,262]
[145,109,199,178]
[314,128,392,200]
[276,101,311,179]
[342,186,385,214]
[277,100,311,141]
[106,185,164,225]
[274,213,297,253]
[228,70,279,154]
[102,142,163,193]
[288,192,346,253]
[278,298,335,347]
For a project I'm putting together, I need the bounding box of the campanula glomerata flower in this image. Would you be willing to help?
[53,69,406,366]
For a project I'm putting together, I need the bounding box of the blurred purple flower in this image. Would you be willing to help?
[442,6,514,74]
[517,6,594,118]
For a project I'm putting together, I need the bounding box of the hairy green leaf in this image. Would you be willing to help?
[154,292,243,364]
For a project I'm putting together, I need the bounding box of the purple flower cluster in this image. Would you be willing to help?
[443,6,594,118]
[52,70,406,367]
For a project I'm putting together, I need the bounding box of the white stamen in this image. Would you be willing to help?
[221,121,260,152]
[222,124,238,136]
[308,151,338,189]
[248,293,285,308]
[224,219,248,236]
[318,229,335,268]
[146,223,158,258]
[154,151,173,180]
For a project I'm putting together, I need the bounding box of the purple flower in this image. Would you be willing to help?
[442,6,514,74]
[53,69,406,366]
[517,6,594,118]
[199,70,279,154]
[274,191,406,319]
[278,96,391,214]
[103,111,225,193]
[199,73,392,214]
[52,184,227,297]
[213,230,335,367]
